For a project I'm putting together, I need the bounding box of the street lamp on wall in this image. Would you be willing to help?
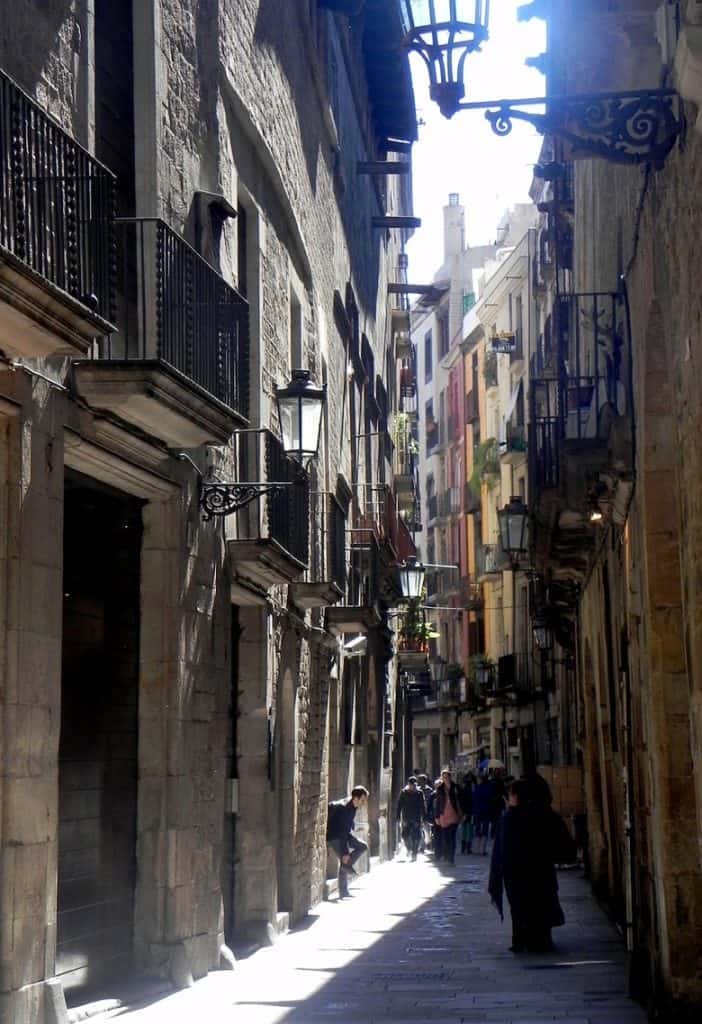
[275,370,326,469]
[194,370,326,519]
[399,1,682,165]
[497,495,529,564]
[400,1,490,119]
[398,556,426,601]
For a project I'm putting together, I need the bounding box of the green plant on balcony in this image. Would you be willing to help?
[470,438,500,493]
[483,351,498,388]
[398,603,437,652]
[393,412,419,455]
[446,662,464,682]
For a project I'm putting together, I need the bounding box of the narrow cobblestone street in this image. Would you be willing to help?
[96,853,647,1024]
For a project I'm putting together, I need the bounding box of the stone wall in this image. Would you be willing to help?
[0,2,411,1018]
[563,3,702,1014]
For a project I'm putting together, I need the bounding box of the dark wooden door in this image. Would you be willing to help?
[57,474,142,998]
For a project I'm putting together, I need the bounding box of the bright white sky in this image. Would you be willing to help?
[405,1,547,282]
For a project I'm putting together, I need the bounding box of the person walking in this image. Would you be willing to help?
[457,773,475,854]
[397,776,425,860]
[488,778,577,952]
[326,785,369,899]
[417,773,434,853]
[473,772,494,855]
[433,769,462,865]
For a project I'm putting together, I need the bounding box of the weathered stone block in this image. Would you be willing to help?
[4,776,56,845]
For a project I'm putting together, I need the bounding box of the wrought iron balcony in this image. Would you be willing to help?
[465,388,480,423]
[500,422,527,462]
[291,492,346,608]
[325,534,381,635]
[74,218,249,446]
[461,577,483,611]
[476,543,509,579]
[228,430,309,599]
[530,291,629,496]
[0,67,116,358]
[355,483,399,554]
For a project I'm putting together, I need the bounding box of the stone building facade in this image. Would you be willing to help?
[0,2,417,1021]
[525,1,702,1018]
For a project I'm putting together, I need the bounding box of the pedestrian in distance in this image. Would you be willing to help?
[326,785,369,899]
[472,772,494,855]
[433,768,463,865]
[429,777,443,859]
[417,773,434,852]
[457,772,475,854]
[397,776,425,861]
[488,777,577,953]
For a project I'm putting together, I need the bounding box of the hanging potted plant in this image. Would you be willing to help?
[470,438,500,493]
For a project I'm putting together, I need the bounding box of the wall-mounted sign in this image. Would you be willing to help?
[490,331,516,354]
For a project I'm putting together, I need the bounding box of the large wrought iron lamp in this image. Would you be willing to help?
[400,1,682,165]
[197,370,326,519]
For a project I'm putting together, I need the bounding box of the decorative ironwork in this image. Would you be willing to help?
[0,67,116,317]
[479,90,680,166]
[106,219,249,419]
[200,480,285,521]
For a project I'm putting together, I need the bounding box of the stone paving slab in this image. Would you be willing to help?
[90,852,649,1023]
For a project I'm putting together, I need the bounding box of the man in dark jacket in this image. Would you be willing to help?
[488,778,577,952]
[326,785,369,898]
[397,776,425,860]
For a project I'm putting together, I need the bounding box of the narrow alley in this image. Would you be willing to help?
[91,854,646,1024]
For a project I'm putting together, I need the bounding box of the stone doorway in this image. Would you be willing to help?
[276,636,299,916]
[57,473,142,999]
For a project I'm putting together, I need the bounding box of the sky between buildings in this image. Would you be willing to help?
[405,0,547,283]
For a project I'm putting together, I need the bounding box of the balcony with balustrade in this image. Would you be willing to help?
[291,491,347,609]
[227,430,309,600]
[529,291,633,581]
[0,68,116,359]
[74,217,249,447]
[325,535,381,635]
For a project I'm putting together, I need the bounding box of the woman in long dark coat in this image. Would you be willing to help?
[489,777,576,952]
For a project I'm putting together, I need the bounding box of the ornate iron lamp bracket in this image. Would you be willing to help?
[200,480,289,520]
[473,89,681,166]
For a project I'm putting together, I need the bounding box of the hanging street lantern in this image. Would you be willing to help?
[197,370,325,519]
[497,495,529,562]
[398,555,426,601]
[429,657,449,685]
[400,1,491,118]
[399,1,681,164]
[275,369,326,468]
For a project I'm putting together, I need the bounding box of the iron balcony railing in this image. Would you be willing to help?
[102,218,249,418]
[476,543,509,577]
[307,492,347,593]
[465,388,479,423]
[461,577,483,610]
[0,67,116,322]
[355,483,399,553]
[265,431,309,565]
[500,421,527,456]
[347,536,380,609]
[235,430,309,566]
[530,292,627,491]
